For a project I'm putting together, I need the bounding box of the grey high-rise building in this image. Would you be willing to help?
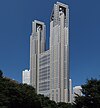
[30,2,70,103]
[30,20,50,97]
[50,2,69,102]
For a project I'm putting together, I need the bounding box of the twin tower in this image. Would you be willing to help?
[30,2,70,103]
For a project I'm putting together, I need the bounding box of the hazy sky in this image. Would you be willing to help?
[0,0,100,87]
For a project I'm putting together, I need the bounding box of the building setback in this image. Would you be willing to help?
[30,2,70,103]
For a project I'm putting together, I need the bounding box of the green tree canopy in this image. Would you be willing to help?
[0,70,3,77]
[0,71,71,108]
[74,78,100,108]
[0,70,86,108]
[57,102,73,108]
[0,72,42,108]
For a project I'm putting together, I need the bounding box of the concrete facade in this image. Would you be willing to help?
[30,2,70,103]
[50,2,70,102]
[39,50,50,97]
[30,20,46,90]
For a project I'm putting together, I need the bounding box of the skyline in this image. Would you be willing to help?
[0,0,100,87]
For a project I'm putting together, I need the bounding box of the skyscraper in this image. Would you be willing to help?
[30,20,46,89]
[50,2,69,102]
[30,2,70,103]
[30,20,50,97]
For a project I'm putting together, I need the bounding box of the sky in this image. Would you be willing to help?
[0,0,100,87]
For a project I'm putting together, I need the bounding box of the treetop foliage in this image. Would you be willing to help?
[74,78,100,108]
[0,71,72,108]
[1,70,100,108]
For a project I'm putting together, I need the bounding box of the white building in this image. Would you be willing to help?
[73,86,82,101]
[30,2,70,103]
[22,69,30,85]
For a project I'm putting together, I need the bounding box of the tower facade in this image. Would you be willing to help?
[30,2,70,103]
[50,2,69,102]
[30,20,46,90]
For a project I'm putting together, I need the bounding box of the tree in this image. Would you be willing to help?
[57,102,73,108]
[0,71,58,108]
[74,78,100,108]
[0,73,42,108]
[0,70,3,77]
[37,94,57,108]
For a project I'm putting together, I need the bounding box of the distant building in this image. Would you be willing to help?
[73,86,82,101]
[30,2,70,103]
[22,69,30,85]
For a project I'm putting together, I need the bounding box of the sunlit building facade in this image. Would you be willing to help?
[30,20,46,90]
[39,50,50,97]
[30,2,70,103]
[73,86,82,96]
[22,69,30,85]
[50,2,70,102]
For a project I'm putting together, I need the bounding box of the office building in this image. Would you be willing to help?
[22,69,30,85]
[39,50,50,97]
[30,20,46,88]
[50,2,69,102]
[30,2,70,103]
